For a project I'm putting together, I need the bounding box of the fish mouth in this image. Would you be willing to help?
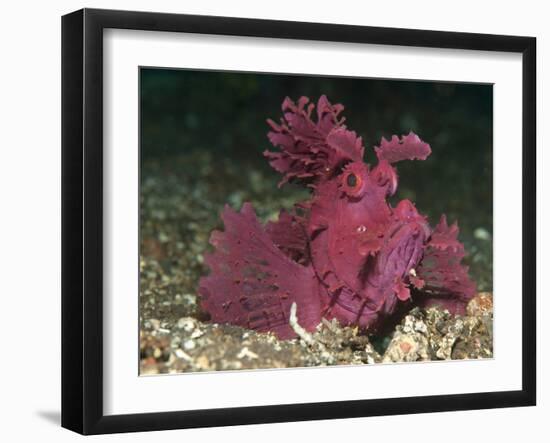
[380,223,427,279]
[330,221,429,320]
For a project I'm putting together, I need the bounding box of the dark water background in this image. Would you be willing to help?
[140,68,493,291]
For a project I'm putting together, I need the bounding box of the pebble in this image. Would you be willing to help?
[177,317,197,332]
[237,347,259,360]
[474,227,491,241]
[175,349,192,361]
[467,292,493,317]
[183,339,196,350]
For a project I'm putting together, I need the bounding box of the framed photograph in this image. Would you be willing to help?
[61,8,536,435]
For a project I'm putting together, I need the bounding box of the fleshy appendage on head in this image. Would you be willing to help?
[371,132,432,197]
[264,95,364,186]
[375,132,432,164]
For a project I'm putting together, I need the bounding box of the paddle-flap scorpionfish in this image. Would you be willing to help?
[199,96,476,339]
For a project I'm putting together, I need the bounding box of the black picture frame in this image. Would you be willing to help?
[61,8,536,435]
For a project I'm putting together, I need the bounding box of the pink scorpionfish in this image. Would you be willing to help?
[199,96,476,339]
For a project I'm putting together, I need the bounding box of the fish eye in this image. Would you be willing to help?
[340,162,367,198]
[346,173,357,187]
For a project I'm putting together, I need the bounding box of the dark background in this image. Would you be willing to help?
[140,68,493,290]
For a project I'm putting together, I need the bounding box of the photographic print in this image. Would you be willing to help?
[139,69,493,375]
[61,9,535,433]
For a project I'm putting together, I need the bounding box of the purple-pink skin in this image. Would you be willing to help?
[199,96,477,339]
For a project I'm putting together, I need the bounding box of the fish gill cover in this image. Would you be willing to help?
[198,96,476,339]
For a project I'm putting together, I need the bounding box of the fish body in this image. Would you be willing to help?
[199,96,476,339]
